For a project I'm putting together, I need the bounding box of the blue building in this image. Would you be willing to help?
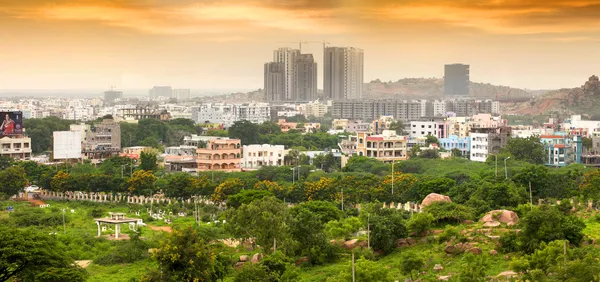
[439,135,471,156]
[540,132,582,167]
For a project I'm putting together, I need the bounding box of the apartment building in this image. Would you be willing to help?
[332,100,423,122]
[355,130,408,163]
[234,103,271,124]
[0,136,32,159]
[191,103,270,126]
[298,100,330,117]
[72,119,121,162]
[196,138,242,172]
[324,47,364,100]
[469,127,511,162]
[439,135,471,156]
[242,144,286,169]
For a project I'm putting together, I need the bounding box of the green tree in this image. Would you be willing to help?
[419,149,440,159]
[290,205,331,264]
[360,206,408,254]
[424,202,475,223]
[0,166,27,199]
[226,189,273,209]
[0,226,86,282]
[409,145,421,158]
[212,178,245,202]
[388,120,405,135]
[399,252,425,280]
[226,197,294,254]
[425,135,439,146]
[229,120,260,145]
[163,173,196,198]
[313,152,338,172]
[127,170,157,196]
[0,156,14,170]
[50,171,75,192]
[580,170,600,200]
[456,253,488,282]
[258,121,282,135]
[139,151,158,171]
[325,217,362,240]
[451,148,463,157]
[518,205,585,253]
[406,212,434,237]
[504,136,545,164]
[147,227,216,282]
[333,258,394,282]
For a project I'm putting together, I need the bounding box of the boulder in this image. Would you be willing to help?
[421,193,452,207]
[467,247,482,255]
[239,255,249,262]
[251,253,263,263]
[444,245,459,254]
[396,239,409,247]
[490,249,498,255]
[480,210,519,226]
[497,270,518,278]
[344,239,359,249]
[462,220,474,224]
[483,221,501,227]
[234,262,245,269]
[438,275,452,281]
[406,238,417,246]
[433,264,444,272]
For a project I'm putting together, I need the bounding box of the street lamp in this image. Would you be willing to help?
[504,157,511,179]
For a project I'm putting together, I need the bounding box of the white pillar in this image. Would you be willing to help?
[96,221,101,237]
[115,224,120,239]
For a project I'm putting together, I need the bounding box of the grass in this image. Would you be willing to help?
[86,260,157,282]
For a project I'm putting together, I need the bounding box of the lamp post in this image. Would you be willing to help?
[495,155,498,178]
[504,157,511,179]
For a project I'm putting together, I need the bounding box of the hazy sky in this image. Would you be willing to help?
[1,0,599,91]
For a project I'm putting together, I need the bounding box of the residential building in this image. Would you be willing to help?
[540,133,583,167]
[409,120,439,138]
[298,100,330,117]
[561,115,600,137]
[196,138,242,171]
[324,46,364,100]
[75,119,121,162]
[332,100,423,122]
[274,47,300,101]
[277,119,321,133]
[447,117,471,138]
[149,86,173,98]
[121,146,153,159]
[444,64,469,96]
[295,54,318,101]
[192,103,270,126]
[242,144,286,169]
[0,136,31,159]
[346,120,370,133]
[355,130,408,163]
[172,89,191,100]
[264,62,285,102]
[103,90,123,105]
[469,127,511,162]
[234,103,271,124]
[332,119,349,130]
[370,116,395,135]
[118,106,171,121]
[439,135,470,156]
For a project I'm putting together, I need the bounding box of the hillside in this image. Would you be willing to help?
[363,78,531,100]
[503,75,600,117]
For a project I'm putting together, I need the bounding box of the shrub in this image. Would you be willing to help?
[423,202,475,223]
[406,212,434,237]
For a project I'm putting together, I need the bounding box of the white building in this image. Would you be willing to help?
[63,107,94,121]
[173,89,191,100]
[0,136,32,160]
[192,103,270,126]
[235,103,271,124]
[491,101,501,115]
[299,100,330,118]
[470,133,489,162]
[432,100,446,117]
[242,144,286,169]
[409,121,439,138]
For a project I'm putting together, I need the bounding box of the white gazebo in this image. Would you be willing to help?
[94,212,141,239]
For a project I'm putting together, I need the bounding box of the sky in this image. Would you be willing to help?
[0,0,599,91]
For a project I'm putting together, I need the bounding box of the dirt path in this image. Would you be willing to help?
[147,225,172,233]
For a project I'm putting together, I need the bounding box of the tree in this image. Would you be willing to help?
[424,135,439,146]
[0,166,27,199]
[451,148,463,157]
[226,189,273,209]
[388,120,405,135]
[456,253,488,282]
[419,149,440,159]
[409,145,421,158]
[406,212,434,237]
[139,151,158,171]
[0,156,13,170]
[163,173,196,198]
[334,258,394,282]
[399,252,425,280]
[424,202,475,223]
[504,136,545,164]
[290,205,330,263]
[313,152,338,172]
[518,205,585,253]
[50,171,75,192]
[229,120,260,145]
[127,170,157,196]
[0,226,86,282]
[325,217,362,240]
[226,197,294,254]
[212,178,245,202]
[360,207,408,254]
[147,227,216,282]
[258,121,282,135]
[579,170,600,200]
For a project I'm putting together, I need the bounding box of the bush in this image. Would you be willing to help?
[399,252,425,280]
[406,212,434,237]
[94,232,149,265]
[423,202,474,223]
[88,207,105,218]
[499,231,520,253]
[438,225,463,243]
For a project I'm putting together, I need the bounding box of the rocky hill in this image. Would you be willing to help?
[503,75,600,118]
[363,78,531,100]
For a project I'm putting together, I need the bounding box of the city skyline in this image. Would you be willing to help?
[1,0,599,90]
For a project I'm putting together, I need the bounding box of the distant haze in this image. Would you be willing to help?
[1,0,599,91]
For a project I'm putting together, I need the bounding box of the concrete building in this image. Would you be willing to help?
[264,62,285,102]
[0,136,31,159]
[295,54,318,101]
[196,138,241,172]
[299,100,330,117]
[172,89,191,100]
[332,100,423,122]
[119,106,171,121]
[409,120,439,138]
[324,46,364,100]
[192,103,270,126]
[274,48,300,101]
[439,135,470,157]
[469,127,511,162]
[103,90,123,105]
[234,103,271,124]
[242,144,286,169]
[74,119,121,162]
[149,86,173,98]
[355,130,408,163]
[370,116,395,135]
[444,64,470,96]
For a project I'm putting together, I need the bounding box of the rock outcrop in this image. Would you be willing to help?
[421,193,452,207]
[480,210,519,226]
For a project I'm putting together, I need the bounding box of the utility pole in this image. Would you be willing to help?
[529,181,533,210]
[367,213,370,249]
[495,155,498,178]
[504,157,511,179]
[341,187,344,211]
[391,161,395,195]
[352,252,356,282]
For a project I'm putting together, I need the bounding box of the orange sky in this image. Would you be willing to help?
[1,0,599,91]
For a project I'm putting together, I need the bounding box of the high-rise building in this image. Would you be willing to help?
[444,64,470,96]
[172,89,191,100]
[149,86,173,98]
[274,48,300,100]
[103,90,123,105]
[295,54,318,101]
[324,47,364,100]
[264,62,285,102]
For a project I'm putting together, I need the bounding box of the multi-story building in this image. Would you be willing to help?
[355,130,408,163]
[469,127,511,162]
[295,54,318,102]
[242,144,286,169]
[234,103,271,124]
[277,119,321,133]
[74,119,121,162]
[0,136,31,159]
[172,89,191,100]
[196,138,241,172]
[324,46,364,100]
[332,100,423,122]
[439,135,471,157]
[444,64,470,96]
[103,90,123,105]
[408,120,447,139]
[298,100,330,117]
[149,86,173,99]
[192,103,270,126]
[264,62,285,102]
[118,106,171,121]
[370,116,395,135]
[274,48,300,101]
